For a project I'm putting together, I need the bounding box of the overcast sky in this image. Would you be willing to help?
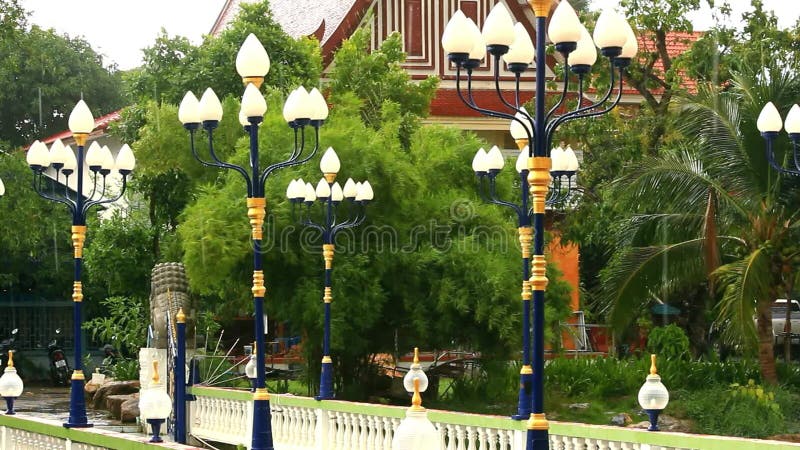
[20,0,800,71]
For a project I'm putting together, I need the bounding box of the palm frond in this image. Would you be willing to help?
[713,248,773,351]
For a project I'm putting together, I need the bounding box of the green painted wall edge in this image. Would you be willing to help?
[0,414,197,449]
[190,387,800,449]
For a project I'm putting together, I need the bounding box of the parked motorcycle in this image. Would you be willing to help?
[0,328,18,371]
[47,328,70,386]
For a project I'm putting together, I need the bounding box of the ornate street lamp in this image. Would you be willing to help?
[286,148,373,400]
[637,354,669,431]
[757,102,800,175]
[0,351,23,415]
[392,348,437,450]
[179,33,329,450]
[139,360,173,442]
[27,101,135,428]
[442,1,636,447]
[471,139,578,419]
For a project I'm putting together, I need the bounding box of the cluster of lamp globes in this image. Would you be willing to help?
[285,148,375,203]
[757,102,800,135]
[472,145,579,175]
[26,101,136,176]
[0,352,23,415]
[441,0,638,70]
[177,34,329,128]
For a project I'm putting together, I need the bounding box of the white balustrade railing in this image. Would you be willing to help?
[189,386,800,450]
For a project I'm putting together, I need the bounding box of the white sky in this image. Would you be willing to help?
[19,0,800,71]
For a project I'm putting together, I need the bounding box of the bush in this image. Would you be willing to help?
[111,358,140,381]
[647,324,690,360]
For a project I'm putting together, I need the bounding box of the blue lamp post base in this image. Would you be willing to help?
[512,371,532,420]
[316,359,334,400]
[63,378,92,428]
[147,418,165,443]
[251,395,274,450]
[645,409,662,431]
[4,397,16,415]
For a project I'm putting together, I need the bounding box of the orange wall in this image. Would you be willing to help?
[548,232,580,312]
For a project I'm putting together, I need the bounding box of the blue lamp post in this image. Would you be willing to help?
[179,33,329,450]
[471,140,578,420]
[442,1,636,448]
[757,102,800,175]
[27,102,135,428]
[287,150,373,400]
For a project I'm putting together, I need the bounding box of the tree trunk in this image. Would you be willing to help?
[149,189,160,260]
[756,300,778,384]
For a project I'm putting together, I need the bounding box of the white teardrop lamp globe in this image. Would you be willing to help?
[548,0,582,49]
[361,181,374,201]
[486,146,505,171]
[472,148,489,174]
[236,33,271,81]
[331,182,344,202]
[442,10,476,55]
[239,110,250,127]
[304,183,317,203]
[294,87,313,121]
[99,145,115,173]
[503,23,535,68]
[63,145,77,173]
[27,141,51,168]
[550,146,567,171]
[516,148,528,173]
[510,109,533,141]
[758,102,783,133]
[343,178,358,199]
[316,178,332,198]
[116,144,136,174]
[619,22,639,59]
[0,178,5,197]
[309,88,329,121]
[320,147,341,175]
[285,180,296,199]
[784,104,800,134]
[466,18,486,61]
[569,26,597,71]
[564,146,580,172]
[593,9,628,54]
[179,91,202,125]
[638,355,670,432]
[199,88,224,123]
[355,182,368,201]
[49,139,68,168]
[68,100,95,135]
[482,3,516,50]
[241,83,268,119]
[283,89,301,123]
[85,141,104,169]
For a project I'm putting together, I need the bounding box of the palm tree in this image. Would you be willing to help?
[598,64,800,383]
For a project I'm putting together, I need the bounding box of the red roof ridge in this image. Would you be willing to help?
[35,110,123,148]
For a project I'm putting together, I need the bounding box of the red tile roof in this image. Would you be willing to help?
[627,30,702,96]
[37,110,122,147]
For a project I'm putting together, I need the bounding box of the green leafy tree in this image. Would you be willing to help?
[0,0,122,147]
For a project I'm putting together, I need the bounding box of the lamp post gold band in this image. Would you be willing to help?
[528,413,549,430]
[528,157,551,214]
[252,270,266,297]
[323,173,337,183]
[242,76,264,89]
[322,356,332,364]
[177,308,186,324]
[522,280,532,301]
[71,370,85,381]
[528,0,553,17]
[515,138,528,151]
[519,227,533,259]
[323,287,333,304]
[71,225,87,258]
[520,364,533,375]
[253,387,270,401]
[531,255,548,291]
[247,197,267,240]
[323,244,335,269]
[72,133,88,147]
[72,282,83,303]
